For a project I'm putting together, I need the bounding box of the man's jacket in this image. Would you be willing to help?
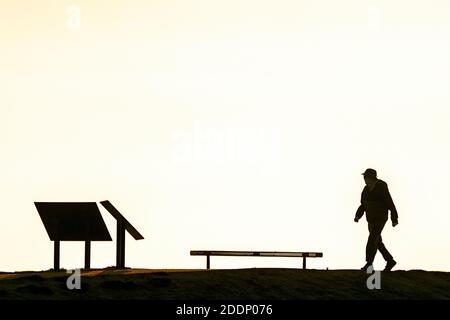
[355,179,398,224]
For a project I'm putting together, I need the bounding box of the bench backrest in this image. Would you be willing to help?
[190,250,323,257]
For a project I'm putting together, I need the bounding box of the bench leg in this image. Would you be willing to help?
[206,255,210,270]
[303,257,306,270]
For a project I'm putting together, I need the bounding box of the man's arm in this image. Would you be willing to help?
[382,183,398,225]
[354,191,365,222]
[354,204,365,222]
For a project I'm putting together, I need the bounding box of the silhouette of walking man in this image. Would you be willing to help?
[354,168,398,271]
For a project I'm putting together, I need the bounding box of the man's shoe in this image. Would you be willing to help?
[361,263,372,272]
[384,260,397,272]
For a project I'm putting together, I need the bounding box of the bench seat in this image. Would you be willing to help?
[190,250,323,269]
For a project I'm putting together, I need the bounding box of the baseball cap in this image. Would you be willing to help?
[362,168,377,178]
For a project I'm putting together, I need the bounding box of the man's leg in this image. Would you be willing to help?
[366,222,385,264]
[367,221,397,271]
[377,237,394,262]
[379,238,397,270]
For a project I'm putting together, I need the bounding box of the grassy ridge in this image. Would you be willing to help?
[1,268,450,300]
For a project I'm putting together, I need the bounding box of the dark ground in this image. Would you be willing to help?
[1,268,449,300]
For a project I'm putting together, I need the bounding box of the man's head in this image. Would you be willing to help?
[362,168,377,185]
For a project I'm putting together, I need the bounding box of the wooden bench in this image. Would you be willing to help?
[190,250,323,270]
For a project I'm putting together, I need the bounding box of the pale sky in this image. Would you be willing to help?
[1,0,450,272]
